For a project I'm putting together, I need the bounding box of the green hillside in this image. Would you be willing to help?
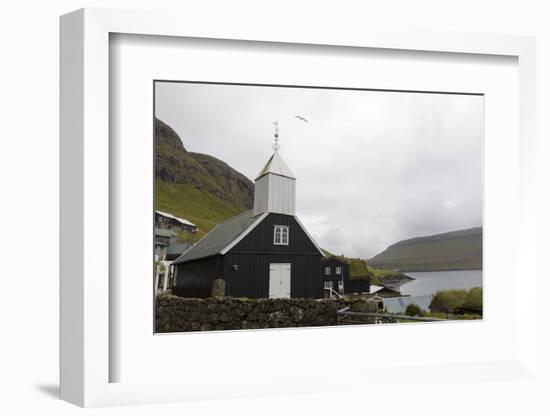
[324,253,405,285]
[155,179,245,240]
[155,118,254,209]
[155,118,254,241]
[367,227,482,272]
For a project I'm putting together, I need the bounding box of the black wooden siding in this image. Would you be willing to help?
[172,213,324,299]
[172,256,224,298]
[224,252,323,298]
[344,278,371,294]
[322,258,371,294]
[322,258,350,289]
[225,213,323,298]
[230,213,320,255]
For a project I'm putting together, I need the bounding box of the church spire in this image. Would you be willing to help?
[253,123,297,216]
[273,121,280,152]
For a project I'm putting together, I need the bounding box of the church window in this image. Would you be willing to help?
[274,225,289,245]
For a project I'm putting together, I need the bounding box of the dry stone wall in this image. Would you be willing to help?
[155,294,375,332]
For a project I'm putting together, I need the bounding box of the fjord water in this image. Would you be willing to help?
[401,270,483,297]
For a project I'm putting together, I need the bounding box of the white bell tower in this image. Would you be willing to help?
[253,122,296,216]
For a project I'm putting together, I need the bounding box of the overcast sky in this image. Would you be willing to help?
[155,82,483,258]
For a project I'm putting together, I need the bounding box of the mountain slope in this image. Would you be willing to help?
[155,118,254,238]
[155,179,244,240]
[367,227,482,272]
[155,118,254,210]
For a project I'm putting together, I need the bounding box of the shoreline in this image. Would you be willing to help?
[380,269,483,292]
[397,268,483,288]
[380,274,416,291]
[400,268,483,274]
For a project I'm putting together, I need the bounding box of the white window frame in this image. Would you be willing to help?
[336,266,342,275]
[324,266,331,275]
[273,225,289,245]
[338,280,344,291]
[324,281,333,289]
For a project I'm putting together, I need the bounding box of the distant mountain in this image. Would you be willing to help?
[155,118,254,238]
[367,227,482,272]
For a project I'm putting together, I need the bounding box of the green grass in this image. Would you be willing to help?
[394,307,482,323]
[462,287,482,311]
[405,304,423,317]
[424,312,481,320]
[366,266,403,285]
[429,289,468,313]
[324,254,404,285]
[348,258,369,278]
[429,287,483,315]
[322,254,370,279]
[176,231,201,243]
[396,287,483,322]
[397,313,482,323]
[354,262,404,285]
[155,178,246,240]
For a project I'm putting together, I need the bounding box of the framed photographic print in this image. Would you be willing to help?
[60,8,537,408]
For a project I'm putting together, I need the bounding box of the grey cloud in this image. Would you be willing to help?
[156,82,483,258]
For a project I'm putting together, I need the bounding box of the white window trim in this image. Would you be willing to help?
[324,281,333,289]
[324,266,331,275]
[336,266,342,275]
[273,225,290,245]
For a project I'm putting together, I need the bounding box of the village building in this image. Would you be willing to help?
[154,228,195,294]
[154,228,177,262]
[154,211,197,294]
[156,241,195,293]
[172,132,326,299]
[322,257,371,297]
[368,285,400,298]
[155,210,197,233]
[322,257,349,295]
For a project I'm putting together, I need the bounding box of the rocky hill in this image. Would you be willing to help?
[155,118,254,238]
[367,227,482,272]
[155,118,254,209]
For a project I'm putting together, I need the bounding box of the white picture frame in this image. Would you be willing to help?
[60,8,537,408]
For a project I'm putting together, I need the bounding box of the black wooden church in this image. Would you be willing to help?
[172,143,326,299]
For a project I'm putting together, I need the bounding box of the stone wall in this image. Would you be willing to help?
[155,294,377,333]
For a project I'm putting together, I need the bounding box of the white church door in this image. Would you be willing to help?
[269,263,291,298]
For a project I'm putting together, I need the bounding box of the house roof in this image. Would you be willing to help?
[369,285,385,294]
[255,151,296,180]
[155,210,197,227]
[172,210,325,265]
[172,210,267,264]
[323,256,349,265]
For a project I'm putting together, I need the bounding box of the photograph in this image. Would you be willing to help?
[153,81,483,332]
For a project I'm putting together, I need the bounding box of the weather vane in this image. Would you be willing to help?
[273,121,280,151]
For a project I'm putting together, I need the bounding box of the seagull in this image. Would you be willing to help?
[295,115,308,123]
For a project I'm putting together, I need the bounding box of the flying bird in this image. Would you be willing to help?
[295,115,308,123]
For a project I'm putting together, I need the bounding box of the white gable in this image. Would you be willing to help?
[255,151,296,180]
[253,151,296,216]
